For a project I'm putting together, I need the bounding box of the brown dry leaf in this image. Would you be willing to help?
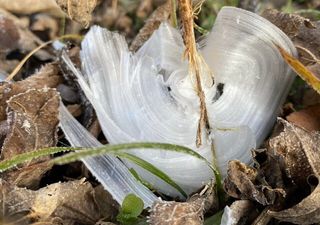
[268,120,320,224]
[0,63,62,121]
[55,0,98,28]
[0,88,60,189]
[269,120,313,187]
[0,179,117,225]
[227,200,258,225]
[224,160,285,206]
[262,9,316,40]
[0,15,20,53]
[287,104,320,132]
[136,0,153,19]
[31,14,59,39]
[302,88,320,107]
[149,198,205,225]
[263,10,320,94]
[0,9,52,60]
[130,0,172,52]
[0,0,63,16]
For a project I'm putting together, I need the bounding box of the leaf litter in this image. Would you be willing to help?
[1,1,320,225]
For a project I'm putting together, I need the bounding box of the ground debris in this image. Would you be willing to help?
[286,104,320,132]
[55,0,98,28]
[222,200,258,225]
[130,0,172,52]
[224,160,286,206]
[0,179,117,225]
[0,63,62,121]
[267,120,320,224]
[149,197,205,225]
[0,9,53,61]
[263,9,320,84]
[0,88,60,189]
[0,0,63,16]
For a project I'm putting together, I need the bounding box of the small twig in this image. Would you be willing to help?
[6,34,83,82]
[296,45,320,65]
[177,0,212,147]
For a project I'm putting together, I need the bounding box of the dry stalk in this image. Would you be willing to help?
[177,0,211,147]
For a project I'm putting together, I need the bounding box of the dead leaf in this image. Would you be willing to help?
[0,88,60,188]
[0,179,116,224]
[0,15,20,53]
[130,0,172,52]
[224,160,286,206]
[149,198,205,225]
[269,120,313,187]
[55,0,98,28]
[302,88,320,107]
[31,14,59,39]
[268,120,320,224]
[286,104,320,132]
[227,200,258,225]
[0,0,64,16]
[263,10,320,96]
[262,9,316,40]
[136,0,153,19]
[276,44,320,94]
[0,63,62,121]
[0,9,53,61]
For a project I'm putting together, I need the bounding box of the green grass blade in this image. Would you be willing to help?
[116,152,187,198]
[129,168,154,190]
[204,210,223,225]
[0,147,72,172]
[52,142,216,172]
[52,142,223,201]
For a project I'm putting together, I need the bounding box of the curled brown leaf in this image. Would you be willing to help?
[224,160,285,206]
[268,120,320,224]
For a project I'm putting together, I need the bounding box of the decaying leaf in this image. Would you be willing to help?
[0,9,52,60]
[0,0,63,16]
[268,120,320,224]
[130,0,172,52]
[0,15,20,53]
[31,14,59,39]
[269,119,313,187]
[0,179,117,224]
[136,0,153,19]
[149,198,205,225]
[287,104,320,132]
[0,88,60,188]
[55,0,98,27]
[224,160,285,206]
[224,200,258,225]
[263,10,320,95]
[262,9,316,40]
[0,63,62,121]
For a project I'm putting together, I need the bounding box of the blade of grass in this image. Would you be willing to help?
[129,168,154,190]
[117,152,187,198]
[0,147,72,172]
[51,142,217,173]
[51,142,223,201]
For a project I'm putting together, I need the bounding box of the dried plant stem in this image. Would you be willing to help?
[177,0,210,147]
[6,34,83,81]
[170,0,178,27]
